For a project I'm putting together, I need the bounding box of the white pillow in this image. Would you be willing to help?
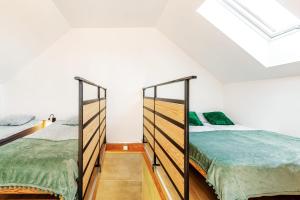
[61,116,78,126]
[0,115,35,126]
[196,112,208,123]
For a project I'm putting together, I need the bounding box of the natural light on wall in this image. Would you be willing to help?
[197,0,300,67]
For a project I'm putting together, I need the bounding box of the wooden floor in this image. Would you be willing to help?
[95,152,143,200]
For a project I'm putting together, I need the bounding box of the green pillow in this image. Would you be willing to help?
[189,112,203,126]
[203,112,234,125]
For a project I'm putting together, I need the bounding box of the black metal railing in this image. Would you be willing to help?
[143,76,196,200]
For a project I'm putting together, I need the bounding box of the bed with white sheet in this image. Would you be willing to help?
[0,116,41,146]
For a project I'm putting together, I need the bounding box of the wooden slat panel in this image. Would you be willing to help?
[100,100,106,109]
[155,100,184,124]
[144,119,154,136]
[83,101,100,124]
[144,127,154,148]
[144,108,154,123]
[83,131,100,170]
[100,131,105,147]
[144,99,154,110]
[83,144,100,196]
[100,121,106,135]
[155,128,184,172]
[155,115,184,148]
[100,111,106,123]
[142,155,162,200]
[83,116,100,147]
[144,143,154,162]
[155,143,184,196]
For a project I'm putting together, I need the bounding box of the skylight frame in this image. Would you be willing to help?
[221,0,300,39]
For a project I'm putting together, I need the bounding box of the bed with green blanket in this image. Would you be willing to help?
[0,122,78,200]
[189,130,300,200]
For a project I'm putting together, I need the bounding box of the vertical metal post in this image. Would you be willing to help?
[104,89,107,144]
[153,86,158,169]
[142,89,146,143]
[78,80,83,200]
[184,80,190,200]
[97,87,101,167]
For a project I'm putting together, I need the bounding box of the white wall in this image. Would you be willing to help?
[0,0,70,83]
[0,84,3,117]
[224,76,300,137]
[2,28,223,143]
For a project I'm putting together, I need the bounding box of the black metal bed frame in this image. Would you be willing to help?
[75,76,107,200]
[143,76,197,200]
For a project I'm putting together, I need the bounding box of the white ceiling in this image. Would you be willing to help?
[277,0,300,18]
[0,0,299,83]
[52,0,168,27]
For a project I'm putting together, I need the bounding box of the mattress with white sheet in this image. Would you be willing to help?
[189,123,255,133]
[0,119,41,141]
[26,120,78,141]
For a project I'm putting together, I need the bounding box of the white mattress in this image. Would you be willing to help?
[190,123,255,133]
[0,119,41,140]
[26,121,78,141]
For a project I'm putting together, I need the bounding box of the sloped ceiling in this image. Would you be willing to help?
[277,0,300,18]
[157,0,300,83]
[1,0,299,83]
[52,0,168,27]
[0,0,70,83]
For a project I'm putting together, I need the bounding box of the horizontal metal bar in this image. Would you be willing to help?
[155,139,184,177]
[100,116,106,127]
[74,76,106,90]
[156,97,185,104]
[100,107,106,115]
[143,76,197,90]
[83,98,100,105]
[144,106,184,129]
[155,111,185,129]
[155,156,184,200]
[100,125,106,138]
[83,111,100,129]
[143,125,154,138]
[144,116,155,127]
[144,97,154,100]
[83,141,99,198]
[83,125,100,152]
[83,141,100,175]
[155,125,184,153]
[145,138,154,152]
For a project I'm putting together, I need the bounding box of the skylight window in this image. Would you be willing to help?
[222,0,300,39]
[197,0,300,67]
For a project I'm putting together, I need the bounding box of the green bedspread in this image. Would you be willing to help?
[189,130,300,200]
[0,138,78,200]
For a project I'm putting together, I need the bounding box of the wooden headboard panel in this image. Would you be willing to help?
[143,76,196,200]
[75,77,107,200]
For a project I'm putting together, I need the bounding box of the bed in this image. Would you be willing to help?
[142,76,300,200]
[189,124,300,200]
[0,118,42,146]
[0,77,107,200]
[0,121,78,200]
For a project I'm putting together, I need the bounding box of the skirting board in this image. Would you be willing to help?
[106,143,144,152]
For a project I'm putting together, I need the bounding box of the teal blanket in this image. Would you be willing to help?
[0,138,78,200]
[190,130,300,200]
